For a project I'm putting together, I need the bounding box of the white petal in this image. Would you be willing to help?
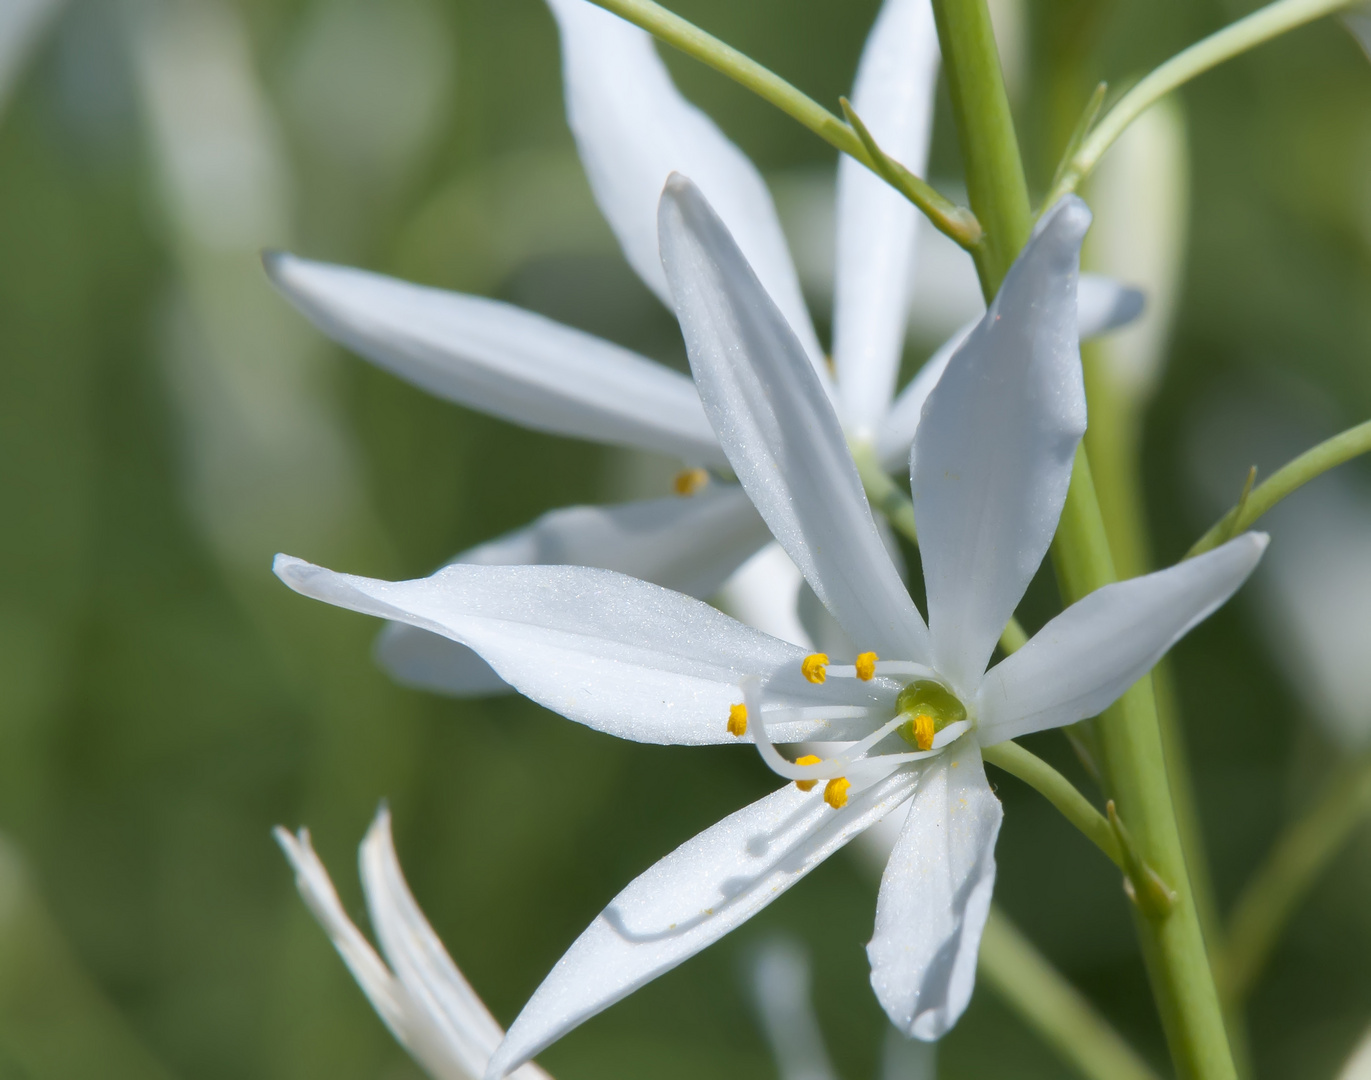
[975,533,1268,744]
[545,0,825,371]
[264,252,725,465]
[275,828,483,1080]
[485,770,921,1079]
[867,745,1001,1040]
[912,197,1091,698]
[750,940,839,1080]
[873,322,967,470]
[378,488,772,696]
[360,809,552,1080]
[873,272,1140,471]
[659,177,930,660]
[274,554,837,746]
[378,623,517,698]
[717,541,814,650]
[832,0,940,436]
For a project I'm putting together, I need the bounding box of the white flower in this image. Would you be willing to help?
[265,0,1141,695]
[276,807,551,1080]
[273,177,1265,1072]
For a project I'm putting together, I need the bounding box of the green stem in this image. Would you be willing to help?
[586,0,981,248]
[929,0,1032,292]
[1187,418,1371,559]
[1219,752,1371,1005]
[1048,0,1355,205]
[982,741,1123,868]
[979,908,1165,1080]
[1052,448,1237,1080]
[1080,346,1243,1062]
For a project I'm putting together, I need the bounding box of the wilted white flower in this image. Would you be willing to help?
[265,0,1141,695]
[273,178,1263,1072]
[276,807,550,1080]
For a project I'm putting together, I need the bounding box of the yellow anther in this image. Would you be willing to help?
[824,777,851,809]
[855,651,878,680]
[794,754,821,792]
[913,712,935,751]
[801,653,829,684]
[727,703,748,737]
[673,468,710,496]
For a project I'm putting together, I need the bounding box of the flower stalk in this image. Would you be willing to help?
[584,0,981,248]
[928,0,1238,1073]
[1187,417,1371,559]
[928,0,1031,292]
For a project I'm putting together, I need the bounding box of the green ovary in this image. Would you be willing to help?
[896,680,967,750]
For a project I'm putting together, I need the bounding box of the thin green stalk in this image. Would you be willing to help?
[1080,347,1235,1043]
[979,908,1165,1080]
[929,0,1032,292]
[1052,448,1237,1080]
[1048,0,1355,205]
[586,0,981,247]
[1187,417,1371,559]
[1219,752,1371,1004]
[982,741,1123,868]
[919,13,1235,1062]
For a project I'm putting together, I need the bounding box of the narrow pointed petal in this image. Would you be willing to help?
[912,197,1092,698]
[377,487,772,696]
[660,177,930,661]
[833,0,940,436]
[976,533,1269,744]
[486,770,921,1079]
[276,827,414,1043]
[276,828,495,1080]
[545,0,824,370]
[265,252,725,465]
[874,272,1142,471]
[360,810,553,1080]
[867,744,1001,1040]
[275,554,838,745]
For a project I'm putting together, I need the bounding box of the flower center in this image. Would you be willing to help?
[730,654,972,809]
[895,680,968,751]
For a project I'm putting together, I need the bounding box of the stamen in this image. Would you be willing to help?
[673,467,710,496]
[855,652,877,680]
[913,712,935,751]
[801,653,829,684]
[794,755,821,792]
[824,777,851,809]
[727,703,748,737]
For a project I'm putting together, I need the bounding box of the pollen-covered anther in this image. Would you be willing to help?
[855,651,877,680]
[794,754,821,792]
[824,777,851,809]
[801,653,829,684]
[673,467,710,496]
[913,712,935,751]
[727,703,748,737]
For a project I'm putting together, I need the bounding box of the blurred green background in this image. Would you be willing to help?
[0,0,1370,1077]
